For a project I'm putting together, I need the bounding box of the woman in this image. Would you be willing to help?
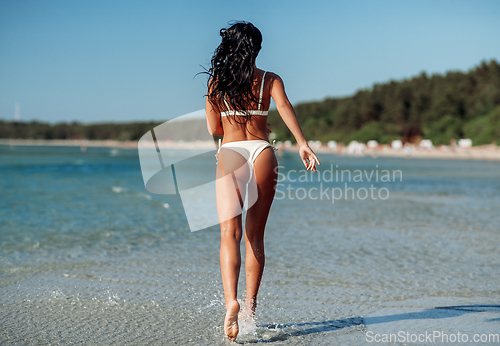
[205,21,320,341]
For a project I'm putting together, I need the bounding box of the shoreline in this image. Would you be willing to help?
[311,143,500,161]
[1,138,500,161]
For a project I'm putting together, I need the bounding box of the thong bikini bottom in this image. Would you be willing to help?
[218,140,272,184]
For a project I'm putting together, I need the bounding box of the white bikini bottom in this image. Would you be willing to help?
[217,140,272,184]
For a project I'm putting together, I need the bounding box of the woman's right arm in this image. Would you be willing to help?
[269,73,320,171]
[206,80,224,136]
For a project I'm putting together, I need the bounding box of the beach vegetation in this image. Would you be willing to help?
[1,60,499,146]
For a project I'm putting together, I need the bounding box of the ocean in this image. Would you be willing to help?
[1,144,499,345]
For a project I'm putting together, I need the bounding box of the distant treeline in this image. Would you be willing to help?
[0,121,163,142]
[269,59,500,145]
[2,60,499,145]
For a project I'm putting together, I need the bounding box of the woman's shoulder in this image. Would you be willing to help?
[263,71,285,91]
[257,70,281,85]
[263,70,280,80]
[255,68,279,80]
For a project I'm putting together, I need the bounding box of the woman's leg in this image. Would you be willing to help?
[243,147,278,316]
[216,149,249,341]
[219,215,242,341]
[217,181,245,308]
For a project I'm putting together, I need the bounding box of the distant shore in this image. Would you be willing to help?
[0,139,139,149]
[311,143,500,161]
[1,138,500,161]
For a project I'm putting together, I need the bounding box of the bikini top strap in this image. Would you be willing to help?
[223,71,266,112]
[223,98,230,112]
[258,71,267,111]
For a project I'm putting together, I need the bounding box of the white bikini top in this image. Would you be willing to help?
[221,71,268,117]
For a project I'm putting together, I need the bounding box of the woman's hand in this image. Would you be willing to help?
[299,144,320,172]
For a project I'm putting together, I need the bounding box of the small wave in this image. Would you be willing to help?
[136,192,152,200]
[111,186,127,193]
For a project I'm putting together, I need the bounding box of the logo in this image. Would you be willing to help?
[138,110,259,231]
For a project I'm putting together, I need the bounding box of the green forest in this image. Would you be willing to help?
[1,60,499,146]
[269,59,500,145]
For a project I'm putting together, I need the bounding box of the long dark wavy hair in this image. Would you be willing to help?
[206,21,263,125]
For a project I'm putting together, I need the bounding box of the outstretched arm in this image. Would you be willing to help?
[269,73,320,171]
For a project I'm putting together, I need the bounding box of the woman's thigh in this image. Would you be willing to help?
[246,147,278,233]
[216,149,249,225]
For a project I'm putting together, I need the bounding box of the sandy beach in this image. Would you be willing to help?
[313,143,500,161]
[2,138,500,161]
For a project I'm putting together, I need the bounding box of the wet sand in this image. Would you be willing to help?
[2,144,499,345]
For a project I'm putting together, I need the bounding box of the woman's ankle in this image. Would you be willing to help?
[226,299,240,310]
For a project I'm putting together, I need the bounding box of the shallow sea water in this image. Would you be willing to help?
[1,145,499,345]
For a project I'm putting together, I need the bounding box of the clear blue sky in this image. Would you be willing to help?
[1,0,499,123]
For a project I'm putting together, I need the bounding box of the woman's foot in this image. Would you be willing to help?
[224,300,240,341]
